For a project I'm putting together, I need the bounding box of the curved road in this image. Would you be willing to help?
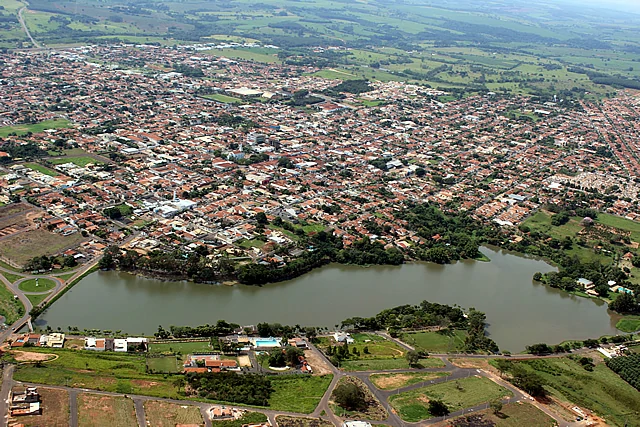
[17,7,40,49]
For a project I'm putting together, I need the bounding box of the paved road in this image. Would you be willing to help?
[0,365,14,427]
[69,388,79,427]
[17,7,40,49]
[133,397,146,427]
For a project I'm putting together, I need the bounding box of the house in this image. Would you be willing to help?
[576,278,594,290]
[10,387,41,417]
[343,422,372,427]
[39,333,65,348]
[183,354,239,373]
[333,332,354,344]
[288,338,308,348]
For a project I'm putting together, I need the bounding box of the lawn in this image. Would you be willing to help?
[18,387,69,426]
[0,228,85,268]
[430,402,556,427]
[516,357,640,427]
[597,213,640,243]
[341,357,444,371]
[146,355,181,373]
[616,316,640,333]
[26,292,51,307]
[78,394,137,427]
[23,163,58,177]
[149,340,214,354]
[0,119,71,137]
[400,330,467,353]
[268,375,333,414]
[389,376,512,422]
[143,401,203,427]
[13,349,178,399]
[238,238,266,249]
[55,272,77,282]
[203,93,243,104]
[0,271,24,284]
[18,278,56,292]
[0,279,25,324]
[50,156,102,167]
[370,371,451,390]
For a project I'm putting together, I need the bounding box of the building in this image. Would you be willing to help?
[39,333,65,348]
[184,354,239,373]
[10,387,41,417]
[342,422,372,427]
[246,133,266,145]
[333,332,354,344]
[84,337,147,352]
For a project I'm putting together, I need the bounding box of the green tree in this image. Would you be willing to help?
[332,383,366,411]
[405,350,420,366]
[490,399,503,415]
[428,399,449,416]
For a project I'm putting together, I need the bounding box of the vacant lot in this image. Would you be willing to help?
[276,416,333,427]
[401,330,467,353]
[149,340,213,354]
[146,355,180,373]
[515,357,640,427]
[370,371,451,390]
[78,394,137,427]
[19,278,56,292]
[429,402,555,427]
[0,228,84,267]
[16,387,69,426]
[268,375,333,414]
[389,376,512,422]
[330,376,387,420]
[143,400,203,427]
[341,357,444,372]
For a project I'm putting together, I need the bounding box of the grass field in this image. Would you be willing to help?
[0,271,23,284]
[18,278,56,292]
[146,355,181,373]
[209,412,267,427]
[430,402,556,427]
[400,330,467,353]
[238,238,266,249]
[55,272,77,282]
[516,357,640,427]
[597,213,640,243]
[13,349,178,399]
[0,229,84,268]
[203,93,243,104]
[341,357,444,372]
[389,376,512,422]
[0,119,71,137]
[0,278,25,324]
[50,156,102,167]
[268,375,333,414]
[616,316,640,333]
[17,387,69,426]
[23,163,58,176]
[370,371,451,390]
[149,340,214,354]
[78,394,137,427]
[143,401,203,427]
[26,292,51,307]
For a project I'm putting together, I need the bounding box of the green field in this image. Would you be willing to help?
[23,163,58,177]
[268,375,333,414]
[0,271,24,284]
[26,292,51,307]
[370,371,451,390]
[597,213,640,243]
[515,357,640,427]
[149,340,214,354]
[50,156,102,167]
[202,93,243,104]
[238,238,266,249]
[616,316,640,333]
[0,280,25,324]
[400,330,467,353]
[0,119,71,137]
[18,278,56,292]
[146,355,181,373]
[389,376,512,422]
[12,348,178,399]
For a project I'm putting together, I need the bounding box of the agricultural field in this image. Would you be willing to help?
[77,394,137,427]
[15,387,70,427]
[370,371,451,390]
[389,376,512,422]
[400,330,467,353]
[268,374,333,414]
[0,228,85,267]
[143,401,204,427]
[0,119,71,137]
[514,357,640,427]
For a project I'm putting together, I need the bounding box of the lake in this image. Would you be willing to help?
[36,246,621,351]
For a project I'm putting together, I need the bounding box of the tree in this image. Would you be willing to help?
[490,399,503,415]
[406,350,420,366]
[332,383,366,411]
[172,377,185,392]
[256,212,268,225]
[428,399,449,416]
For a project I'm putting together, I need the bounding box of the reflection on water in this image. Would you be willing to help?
[37,247,621,351]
